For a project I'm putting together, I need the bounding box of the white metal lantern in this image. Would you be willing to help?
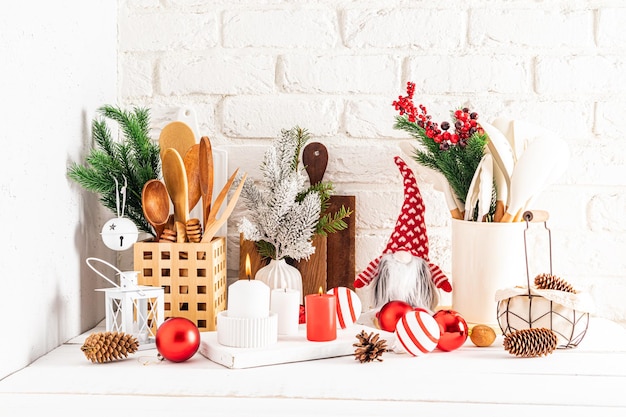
[87,258,164,349]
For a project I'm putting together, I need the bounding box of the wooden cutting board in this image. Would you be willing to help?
[302,143,356,290]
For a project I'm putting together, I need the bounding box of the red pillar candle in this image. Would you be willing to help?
[305,287,337,341]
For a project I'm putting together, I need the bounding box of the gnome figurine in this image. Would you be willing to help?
[355,156,452,314]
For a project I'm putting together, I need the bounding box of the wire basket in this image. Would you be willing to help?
[495,211,591,349]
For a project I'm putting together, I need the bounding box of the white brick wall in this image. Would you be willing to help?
[119,0,626,324]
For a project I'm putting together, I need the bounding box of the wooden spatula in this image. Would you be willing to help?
[199,136,214,226]
[184,144,201,212]
[162,148,189,224]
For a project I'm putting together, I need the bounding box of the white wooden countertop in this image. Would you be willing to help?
[1,316,625,416]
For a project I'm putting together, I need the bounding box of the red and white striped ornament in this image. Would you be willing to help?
[395,310,440,356]
[327,287,362,329]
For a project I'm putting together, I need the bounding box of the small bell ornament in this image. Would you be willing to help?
[101,175,138,251]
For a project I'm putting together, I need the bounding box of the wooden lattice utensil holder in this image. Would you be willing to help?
[133,237,227,332]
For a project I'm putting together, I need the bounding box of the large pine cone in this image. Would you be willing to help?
[353,330,387,363]
[81,331,139,363]
[503,328,558,358]
[534,273,576,293]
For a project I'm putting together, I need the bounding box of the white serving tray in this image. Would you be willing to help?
[199,324,395,369]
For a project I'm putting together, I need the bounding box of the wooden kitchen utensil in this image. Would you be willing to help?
[184,144,201,212]
[199,136,214,227]
[302,142,356,291]
[159,121,196,162]
[141,179,170,239]
[162,148,190,224]
[205,168,239,228]
[201,172,247,243]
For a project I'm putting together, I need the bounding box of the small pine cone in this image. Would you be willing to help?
[353,330,388,363]
[81,331,139,363]
[534,273,576,293]
[503,328,558,358]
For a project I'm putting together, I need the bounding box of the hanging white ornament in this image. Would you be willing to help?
[101,175,138,251]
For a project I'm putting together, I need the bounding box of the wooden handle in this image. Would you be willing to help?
[521,210,550,223]
[302,142,328,185]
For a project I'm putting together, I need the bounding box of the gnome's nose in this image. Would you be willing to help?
[392,250,413,264]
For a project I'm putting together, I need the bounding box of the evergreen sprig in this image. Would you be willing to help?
[239,126,352,261]
[395,114,488,205]
[67,105,160,234]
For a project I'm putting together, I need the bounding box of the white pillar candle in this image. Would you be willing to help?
[270,288,300,336]
[227,279,270,319]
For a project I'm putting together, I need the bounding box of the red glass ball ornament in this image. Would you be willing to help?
[376,300,415,332]
[156,317,200,362]
[433,309,469,352]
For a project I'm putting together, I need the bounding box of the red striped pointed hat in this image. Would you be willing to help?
[354,156,452,293]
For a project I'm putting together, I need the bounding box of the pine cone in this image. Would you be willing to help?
[353,330,388,363]
[81,331,139,363]
[534,273,576,293]
[503,328,558,358]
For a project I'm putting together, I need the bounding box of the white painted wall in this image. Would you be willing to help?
[0,1,116,379]
[119,0,626,326]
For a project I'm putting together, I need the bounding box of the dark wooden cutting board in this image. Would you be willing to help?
[302,142,356,290]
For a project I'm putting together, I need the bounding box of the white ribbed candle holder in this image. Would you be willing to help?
[217,311,278,348]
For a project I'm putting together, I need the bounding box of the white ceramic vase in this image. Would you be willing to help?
[255,259,303,304]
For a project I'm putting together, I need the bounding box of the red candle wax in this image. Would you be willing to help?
[305,291,337,341]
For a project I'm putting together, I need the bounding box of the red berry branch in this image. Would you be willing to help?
[393,82,483,151]
[392,82,490,219]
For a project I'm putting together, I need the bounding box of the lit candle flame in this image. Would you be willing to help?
[245,253,251,280]
[318,286,323,296]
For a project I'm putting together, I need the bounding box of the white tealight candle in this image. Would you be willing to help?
[270,288,300,336]
[227,279,270,319]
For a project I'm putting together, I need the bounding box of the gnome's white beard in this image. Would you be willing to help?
[373,252,439,312]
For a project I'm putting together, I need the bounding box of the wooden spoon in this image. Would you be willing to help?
[159,121,196,162]
[141,179,170,239]
[199,136,214,226]
[184,144,201,211]
[201,172,247,243]
[162,148,189,224]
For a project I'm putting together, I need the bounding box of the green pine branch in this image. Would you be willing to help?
[395,114,488,205]
[317,205,353,236]
[67,105,160,235]
[255,240,277,260]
